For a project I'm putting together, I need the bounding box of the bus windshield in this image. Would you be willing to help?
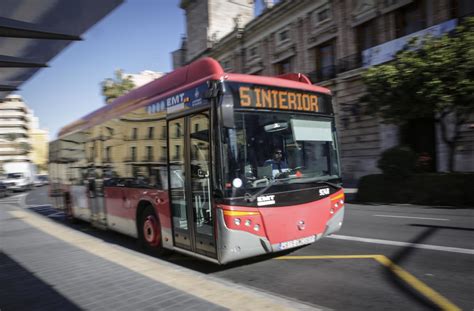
[222,111,341,194]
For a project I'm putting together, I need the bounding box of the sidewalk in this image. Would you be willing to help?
[0,194,319,311]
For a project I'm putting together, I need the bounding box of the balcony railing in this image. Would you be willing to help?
[306,53,363,83]
[307,65,336,83]
[338,54,362,73]
[142,156,155,162]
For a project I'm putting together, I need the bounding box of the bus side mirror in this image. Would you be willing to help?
[221,94,235,128]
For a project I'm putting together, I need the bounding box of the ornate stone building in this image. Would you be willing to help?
[173,0,474,181]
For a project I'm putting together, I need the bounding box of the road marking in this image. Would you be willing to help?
[328,235,474,255]
[277,255,461,311]
[373,255,461,311]
[374,214,450,221]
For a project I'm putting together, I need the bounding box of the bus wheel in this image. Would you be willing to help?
[139,206,166,254]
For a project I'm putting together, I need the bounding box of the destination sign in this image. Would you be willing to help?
[233,84,332,114]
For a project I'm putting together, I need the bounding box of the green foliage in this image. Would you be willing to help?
[361,18,474,171]
[356,173,474,207]
[362,17,474,122]
[101,69,135,104]
[377,146,417,177]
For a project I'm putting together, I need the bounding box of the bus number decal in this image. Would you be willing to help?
[319,188,330,196]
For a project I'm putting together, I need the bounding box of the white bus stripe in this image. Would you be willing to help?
[373,214,450,221]
[328,234,474,255]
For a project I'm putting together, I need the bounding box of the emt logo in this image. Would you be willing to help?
[257,195,276,206]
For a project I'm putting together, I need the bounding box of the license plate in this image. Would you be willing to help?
[279,235,316,250]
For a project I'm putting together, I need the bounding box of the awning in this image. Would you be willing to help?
[0,0,123,100]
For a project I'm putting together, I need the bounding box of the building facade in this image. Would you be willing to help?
[173,0,474,181]
[0,94,49,173]
[29,115,50,174]
[0,95,31,167]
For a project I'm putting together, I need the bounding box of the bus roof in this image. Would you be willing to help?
[58,57,331,138]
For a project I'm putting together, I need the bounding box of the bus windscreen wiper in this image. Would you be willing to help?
[245,177,291,202]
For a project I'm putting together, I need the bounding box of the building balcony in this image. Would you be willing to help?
[0,128,28,136]
[338,54,362,73]
[0,149,29,155]
[0,111,27,119]
[102,157,112,163]
[307,65,337,83]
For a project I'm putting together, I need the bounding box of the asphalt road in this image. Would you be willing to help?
[17,187,474,310]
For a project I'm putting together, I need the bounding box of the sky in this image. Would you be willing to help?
[19,0,185,140]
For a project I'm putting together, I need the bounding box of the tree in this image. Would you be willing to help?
[361,18,474,172]
[101,69,135,104]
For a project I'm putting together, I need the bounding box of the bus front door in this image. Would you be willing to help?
[168,111,216,258]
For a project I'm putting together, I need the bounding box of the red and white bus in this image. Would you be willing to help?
[49,58,344,264]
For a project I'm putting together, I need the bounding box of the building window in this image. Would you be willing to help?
[146,146,153,161]
[161,125,167,139]
[357,19,378,53]
[314,41,336,82]
[275,57,293,75]
[161,146,167,161]
[105,146,111,162]
[174,145,181,160]
[318,8,330,21]
[131,146,136,162]
[222,59,232,71]
[395,1,427,38]
[248,46,259,59]
[89,146,95,161]
[175,123,181,138]
[132,128,138,140]
[312,4,332,27]
[451,0,474,18]
[148,127,154,139]
[277,28,290,45]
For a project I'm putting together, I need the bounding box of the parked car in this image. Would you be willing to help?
[34,175,49,187]
[2,162,37,191]
[0,181,10,198]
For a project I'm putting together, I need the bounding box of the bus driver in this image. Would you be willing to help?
[264,148,290,178]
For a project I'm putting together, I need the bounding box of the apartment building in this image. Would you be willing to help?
[0,95,31,164]
[0,94,49,173]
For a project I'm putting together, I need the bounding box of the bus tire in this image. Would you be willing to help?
[138,205,169,256]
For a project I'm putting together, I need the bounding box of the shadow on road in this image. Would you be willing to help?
[382,225,443,310]
[0,252,81,311]
[410,223,474,232]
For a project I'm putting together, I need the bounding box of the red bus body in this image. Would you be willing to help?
[49,58,344,264]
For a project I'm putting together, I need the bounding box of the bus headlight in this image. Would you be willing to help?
[245,219,251,227]
[234,218,241,225]
[254,224,260,231]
